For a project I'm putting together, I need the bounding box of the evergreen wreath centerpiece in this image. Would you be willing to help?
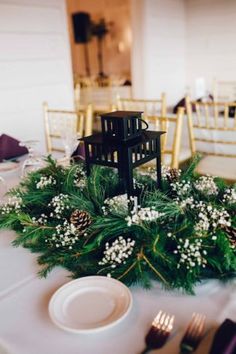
[0,156,235,293]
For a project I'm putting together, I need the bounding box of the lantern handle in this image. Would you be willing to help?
[140,118,149,131]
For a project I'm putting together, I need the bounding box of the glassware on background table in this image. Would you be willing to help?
[19,140,44,177]
[60,130,80,166]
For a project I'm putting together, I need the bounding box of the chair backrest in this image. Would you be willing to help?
[74,84,94,137]
[185,96,236,158]
[116,93,167,120]
[213,79,236,102]
[146,107,185,169]
[43,102,84,154]
[83,103,93,136]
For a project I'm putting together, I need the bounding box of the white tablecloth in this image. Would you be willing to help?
[0,169,236,354]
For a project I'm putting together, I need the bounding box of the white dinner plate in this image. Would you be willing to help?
[48,276,133,334]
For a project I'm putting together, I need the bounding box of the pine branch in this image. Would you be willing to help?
[142,252,170,286]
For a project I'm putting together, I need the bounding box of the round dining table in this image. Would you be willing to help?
[0,165,235,354]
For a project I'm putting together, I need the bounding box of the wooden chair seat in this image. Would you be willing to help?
[196,156,236,182]
[140,107,193,169]
[186,96,236,182]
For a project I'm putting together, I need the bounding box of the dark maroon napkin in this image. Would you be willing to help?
[209,319,236,354]
[0,134,28,162]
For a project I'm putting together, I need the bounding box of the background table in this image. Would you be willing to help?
[0,166,236,354]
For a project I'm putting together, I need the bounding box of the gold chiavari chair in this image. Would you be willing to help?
[75,80,117,131]
[43,102,84,155]
[84,103,94,136]
[116,93,167,120]
[74,84,94,136]
[142,107,188,169]
[186,96,236,181]
[74,83,81,111]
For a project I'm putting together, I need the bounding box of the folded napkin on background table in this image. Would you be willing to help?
[209,319,236,354]
[0,134,28,162]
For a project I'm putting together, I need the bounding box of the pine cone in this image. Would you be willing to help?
[70,210,92,233]
[167,168,180,183]
[222,225,236,248]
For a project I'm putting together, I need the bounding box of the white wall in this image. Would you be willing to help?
[131,0,186,106]
[130,0,146,98]
[186,0,236,98]
[131,0,236,105]
[0,0,74,152]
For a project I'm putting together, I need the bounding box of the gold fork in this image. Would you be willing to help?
[179,313,206,354]
[141,310,175,354]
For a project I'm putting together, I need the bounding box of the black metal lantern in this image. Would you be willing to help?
[80,111,164,197]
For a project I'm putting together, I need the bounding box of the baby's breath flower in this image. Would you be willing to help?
[175,197,231,234]
[45,219,79,249]
[194,175,218,196]
[0,196,23,215]
[162,165,181,180]
[32,213,48,225]
[74,165,86,189]
[99,236,135,267]
[36,176,56,189]
[103,194,129,215]
[171,180,191,196]
[193,201,231,233]
[222,188,236,204]
[48,194,69,219]
[174,238,207,271]
[126,206,164,226]
[177,196,195,209]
